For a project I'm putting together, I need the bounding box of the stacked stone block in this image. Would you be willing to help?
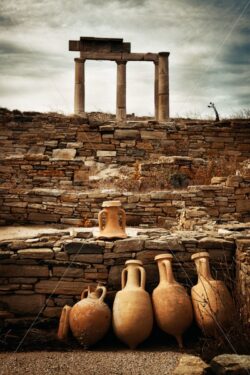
[0,229,240,319]
[0,174,249,226]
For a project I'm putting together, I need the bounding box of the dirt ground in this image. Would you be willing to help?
[0,350,181,375]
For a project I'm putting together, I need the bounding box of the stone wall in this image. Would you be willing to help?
[0,175,249,227]
[236,239,250,329]
[0,229,237,319]
[0,111,249,191]
[0,109,249,327]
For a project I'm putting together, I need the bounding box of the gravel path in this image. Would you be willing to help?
[0,350,181,375]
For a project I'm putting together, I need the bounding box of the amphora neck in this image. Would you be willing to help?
[157,259,175,284]
[106,206,119,213]
[125,263,140,288]
[194,257,213,281]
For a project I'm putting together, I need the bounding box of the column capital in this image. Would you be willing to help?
[158,52,170,57]
[116,60,127,65]
[74,58,86,63]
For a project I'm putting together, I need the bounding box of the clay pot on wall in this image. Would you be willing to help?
[191,252,235,336]
[152,254,193,348]
[112,260,153,349]
[58,285,111,347]
[98,200,127,239]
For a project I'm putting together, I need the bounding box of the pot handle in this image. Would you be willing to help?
[96,285,107,302]
[98,209,107,231]
[121,268,127,289]
[80,287,89,300]
[119,208,126,230]
[57,305,71,341]
[138,266,146,289]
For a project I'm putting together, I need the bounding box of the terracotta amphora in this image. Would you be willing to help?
[98,200,127,239]
[152,254,193,348]
[191,252,234,336]
[112,260,153,349]
[57,285,111,347]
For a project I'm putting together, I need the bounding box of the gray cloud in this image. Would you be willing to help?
[0,0,249,116]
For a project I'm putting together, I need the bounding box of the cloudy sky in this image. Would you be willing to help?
[0,0,249,117]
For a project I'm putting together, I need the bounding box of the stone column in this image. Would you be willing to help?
[158,52,170,121]
[154,61,159,121]
[116,61,127,121]
[74,58,85,115]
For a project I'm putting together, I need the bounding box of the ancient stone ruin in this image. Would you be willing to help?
[0,37,249,373]
[69,37,169,121]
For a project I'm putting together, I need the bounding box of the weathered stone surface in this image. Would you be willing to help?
[141,130,166,139]
[69,254,103,263]
[64,242,104,254]
[75,231,93,239]
[35,280,87,295]
[17,248,54,259]
[27,146,46,156]
[114,129,139,139]
[0,250,14,259]
[85,272,108,280]
[52,266,84,278]
[43,306,62,318]
[236,199,250,213]
[108,265,123,287]
[136,250,172,264]
[77,132,101,142]
[150,191,172,200]
[113,238,144,253]
[60,218,83,226]
[0,265,49,277]
[9,278,37,284]
[54,297,74,307]
[74,170,89,182]
[52,148,76,160]
[0,284,19,291]
[28,213,60,222]
[96,150,116,157]
[211,176,227,185]
[226,175,243,187]
[145,238,185,251]
[198,237,235,250]
[0,294,46,314]
[173,355,210,375]
[210,354,250,374]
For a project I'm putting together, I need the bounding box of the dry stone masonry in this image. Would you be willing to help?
[0,108,249,332]
[0,225,246,320]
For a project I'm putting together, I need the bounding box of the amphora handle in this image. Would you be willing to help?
[57,305,71,341]
[96,285,107,302]
[162,260,175,284]
[122,266,146,289]
[121,269,127,289]
[80,286,90,300]
[138,266,146,289]
[98,209,107,231]
[119,208,126,230]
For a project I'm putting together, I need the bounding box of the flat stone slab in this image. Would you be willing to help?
[35,280,87,295]
[113,238,144,253]
[198,237,235,250]
[0,294,45,314]
[64,241,104,254]
[52,148,76,160]
[17,248,54,259]
[0,265,49,277]
[210,354,250,374]
[173,355,210,375]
